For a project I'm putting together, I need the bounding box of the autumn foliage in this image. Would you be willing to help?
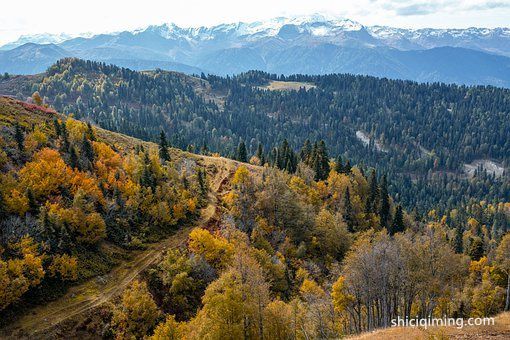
[0,98,206,312]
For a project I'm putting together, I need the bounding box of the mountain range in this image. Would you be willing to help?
[1,14,510,86]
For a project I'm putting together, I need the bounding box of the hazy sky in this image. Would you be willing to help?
[1,0,509,45]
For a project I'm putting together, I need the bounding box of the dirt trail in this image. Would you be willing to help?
[2,155,243,339]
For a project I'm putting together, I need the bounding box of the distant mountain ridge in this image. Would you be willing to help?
[5,15,510,55]
[1,14,510,87]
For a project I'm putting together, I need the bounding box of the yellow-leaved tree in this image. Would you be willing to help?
[188,228,234,269]
[112,280,160,339]
[151,315,182,340]
[0,236,45,311]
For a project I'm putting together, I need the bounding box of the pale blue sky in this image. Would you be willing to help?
[1,0,509,45]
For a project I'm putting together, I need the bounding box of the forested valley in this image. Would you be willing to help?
[1,58,508,216]
[0,60,509,339]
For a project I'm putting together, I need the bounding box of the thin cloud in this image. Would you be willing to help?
[468,1,510,10]
[394,3,441,16]
[374,0,510,16]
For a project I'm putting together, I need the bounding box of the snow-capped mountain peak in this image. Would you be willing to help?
[0,33,72,50]
[132,14,365,42]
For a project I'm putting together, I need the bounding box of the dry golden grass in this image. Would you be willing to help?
[348,313,510,340]
[260,80,316,91]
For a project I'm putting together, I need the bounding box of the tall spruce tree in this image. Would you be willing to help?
[278,139,297,173]
[313,140,330,181]
[141,152,155,189]
[14,122,24,152]
[279,139,287,169]
[468,238,485,260]
[237,140,247,163]
[53,118,61,137]
[300,139,313,165]
[81,135,95,163]
[343,187,354,233]
[454,224,464,254]
[69,146,79,169]
[26,188,37,214]
[365,169,379,214]
[256,143,264,165]
[270,147,278,167]
[197,169,208,200]
[86,122,96,141]
[390,205,405,235]
[159,130,171,162]
[344,159,352,174]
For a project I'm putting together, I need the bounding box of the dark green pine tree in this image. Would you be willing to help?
[343,187,355,233]
[270,147,278,167]
[237,140,248,163]
[26,188,37,214]
[379,175,390,229]
[454,224,464,254]
[277,139,289,170]
[141,152,155,189]
[86,122,96,141]
[468,237,484,261]
[300,139,313,165]
[343,159,352,174]
[334,156,343,173]
[390,205,405,235]
[159,130,171,162]
[365,169,379,214]
[39,207,54,242]
[285,155,296,173]
[313,140,330,181]
[279,139,297,173]
[69,146,79,169]
[197,169,208,199]
[53,118,61,137]
[14,122,24,152]
[256,143,265,165]
[81,135,95,163]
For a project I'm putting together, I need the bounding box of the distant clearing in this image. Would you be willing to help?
[261,80,316,91]
[356,130,387,153]
[464,159,506,178]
